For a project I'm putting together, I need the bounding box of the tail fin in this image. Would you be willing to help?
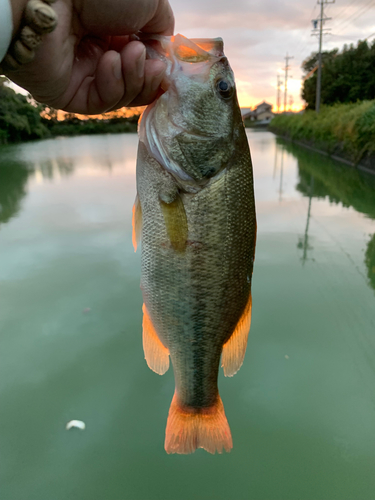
[164,393,233,454]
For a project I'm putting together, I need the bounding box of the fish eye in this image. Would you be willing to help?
[216,79,234,99]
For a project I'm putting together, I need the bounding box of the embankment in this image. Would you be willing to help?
[269,101,375,174]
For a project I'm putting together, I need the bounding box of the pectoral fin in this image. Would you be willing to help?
[142,304,170,375]
[132,195,142,252]
[221,294,252,377]
[159,194,188,253]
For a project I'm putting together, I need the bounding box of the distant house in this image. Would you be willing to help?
[241,101,274,125]
[253,101,274,124]
[241,107,253,119]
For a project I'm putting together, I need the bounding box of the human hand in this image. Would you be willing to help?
[5,0,174,113]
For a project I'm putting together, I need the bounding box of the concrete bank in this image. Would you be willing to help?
[269,127,375,177]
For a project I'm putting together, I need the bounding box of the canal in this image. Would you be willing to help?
[1,130,375,499]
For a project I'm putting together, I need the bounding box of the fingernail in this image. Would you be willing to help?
[136,46,146,79]
[112,53,122,80]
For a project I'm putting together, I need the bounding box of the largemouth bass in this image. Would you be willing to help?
[133,34,257,454]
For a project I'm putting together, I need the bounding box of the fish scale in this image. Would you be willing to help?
[134,34,256,454]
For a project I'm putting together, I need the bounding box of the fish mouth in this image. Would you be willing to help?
[138,33,224,88]
[138,33,224,58]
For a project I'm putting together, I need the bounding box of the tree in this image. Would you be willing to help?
[301,40,375,109]
[0,78,48,144]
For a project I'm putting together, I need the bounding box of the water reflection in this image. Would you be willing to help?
[1,131,375,500]
[281,140,375,219]
[0,150,76,226]
[0,156,32,225]
[365,234,375,292]
[277,138,375,291]
[297,175,314,265]
[0,134,139,231]
[272,145,285,201]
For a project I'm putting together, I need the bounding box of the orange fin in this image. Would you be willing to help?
[142,304,169,375]
[172,34,210,63]
[221,293,252,377]
[132,195,142,252]
[159,194,188,253]
[165,393,232,455]
[192,38,224,57]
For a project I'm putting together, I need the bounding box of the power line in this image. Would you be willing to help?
[293,3,320,57]
[330,31,375,42]
[333,2,355,25]
[331,0,357,27]
[313,0,335,113]
[293,3,321,62]
[335,0,375,35]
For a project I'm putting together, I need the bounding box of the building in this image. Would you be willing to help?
[242,101,274,125]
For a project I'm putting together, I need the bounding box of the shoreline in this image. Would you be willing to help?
[268,129,375,176]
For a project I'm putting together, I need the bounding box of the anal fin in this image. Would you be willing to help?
[132,195,142,252]
[142,304,169,375]
[221,293,252,377]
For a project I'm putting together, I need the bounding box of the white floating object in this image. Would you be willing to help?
[285,355,289,360]
[66,420,86,430]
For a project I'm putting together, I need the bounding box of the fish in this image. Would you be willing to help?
[133,34,257,454]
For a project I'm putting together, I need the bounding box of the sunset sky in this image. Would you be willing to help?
[172,0,375,110]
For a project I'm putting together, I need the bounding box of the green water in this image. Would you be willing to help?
[1,130,375,500]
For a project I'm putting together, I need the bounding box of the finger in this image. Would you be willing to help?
[107,50,166,111]
[127,59,166,107]
[141,0,174,35]
[109,36,131,52]
[79,0,174,36]
[64,50,125,114]
[119,41,146,107]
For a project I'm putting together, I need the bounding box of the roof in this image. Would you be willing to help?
[255,101,273,110]
[240,107,252,117]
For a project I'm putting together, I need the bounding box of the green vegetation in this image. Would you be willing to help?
[302,40,375,110]
[365,234,375,292]
[279,138,375,292]
[0,155,31,224]
[270,100,375,168]
[0,78,139,144]
[0,77,48,144]
[284,139,375,219]
[272,39,375,170]
[43,114,138,137]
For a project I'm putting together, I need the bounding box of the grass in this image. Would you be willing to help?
[269,101,375,166]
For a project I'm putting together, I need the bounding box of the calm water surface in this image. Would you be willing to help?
[1,131,375,500]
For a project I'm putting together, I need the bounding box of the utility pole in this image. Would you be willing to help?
[276,74,283,113]
[283,53,293,112]
[289,95,294,112]
[313,0,334,113]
